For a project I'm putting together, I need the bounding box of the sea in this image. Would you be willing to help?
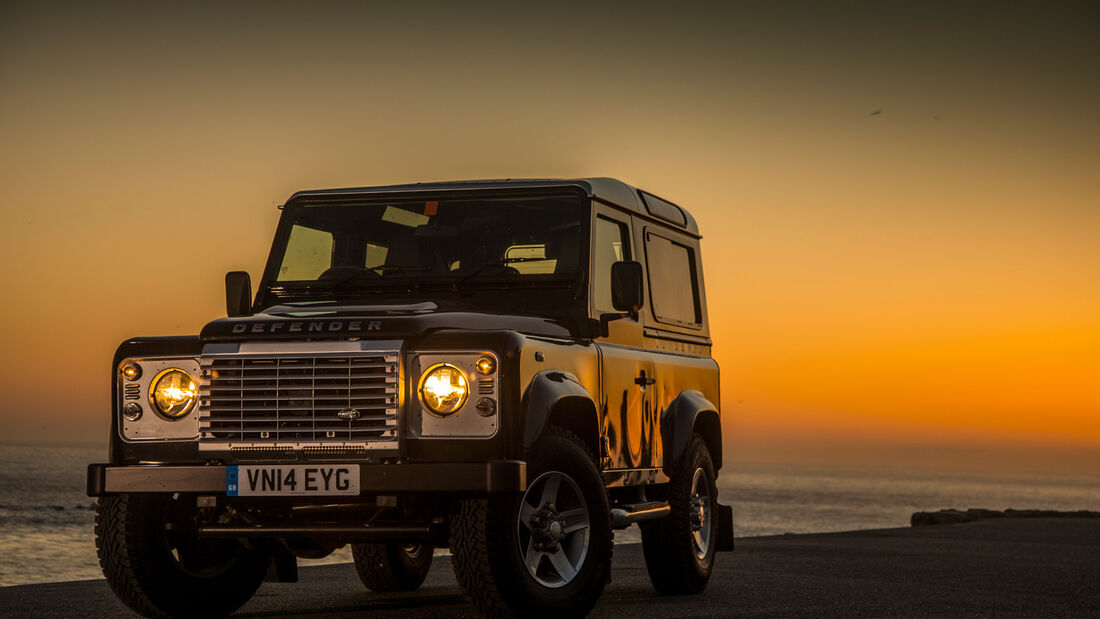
[2,441,1098,587]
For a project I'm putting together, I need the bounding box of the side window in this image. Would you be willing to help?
[278,225,333,281]
[592,216,631,313]
[645,230,700,326]
[364,243,388,270]
[505,244,557,274]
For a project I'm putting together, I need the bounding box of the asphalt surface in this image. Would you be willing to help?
[4,518,1098,618]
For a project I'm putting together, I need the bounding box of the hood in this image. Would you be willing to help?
[200,302,576,342]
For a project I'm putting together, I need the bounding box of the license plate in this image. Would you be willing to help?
[226,464,360,496]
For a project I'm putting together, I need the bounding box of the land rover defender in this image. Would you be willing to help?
[88,178,733,618]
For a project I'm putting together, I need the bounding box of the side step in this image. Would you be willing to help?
[610,501,670,529]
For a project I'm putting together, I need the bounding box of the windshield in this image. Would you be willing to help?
[260,193,588,315]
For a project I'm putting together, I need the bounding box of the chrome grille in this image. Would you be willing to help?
[197,352,399,451]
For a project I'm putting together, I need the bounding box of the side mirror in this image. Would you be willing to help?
[225,271,253,317]
[611,261,644,313]
[595,261,644,338]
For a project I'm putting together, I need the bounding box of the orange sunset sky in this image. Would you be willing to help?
[1,2,1097,473]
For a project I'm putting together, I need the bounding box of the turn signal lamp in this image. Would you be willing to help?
[121,362,142,381]
[475,356,496,375]
[418,363,469,416]
[149,368,198,420]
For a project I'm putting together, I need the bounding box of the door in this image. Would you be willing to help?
[590,205,657,470]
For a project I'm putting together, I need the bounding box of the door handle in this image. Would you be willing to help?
[634,371,655,386]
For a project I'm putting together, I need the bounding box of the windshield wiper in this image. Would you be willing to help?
[452,257,548,289]
[323,265,432,289]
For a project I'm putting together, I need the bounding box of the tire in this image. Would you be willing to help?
[640,433,718,594]
[450,427,612,618]
[95,493,269,618]
[351,542,434,591]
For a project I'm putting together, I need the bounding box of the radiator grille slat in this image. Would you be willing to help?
[197,352,400,451]
[202,383,395,392]
[199,414,393,423]
[201,396,394,405]
[199,372,397,382]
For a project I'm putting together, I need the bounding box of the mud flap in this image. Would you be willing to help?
[715,502,735,551]
[265,546,299,583]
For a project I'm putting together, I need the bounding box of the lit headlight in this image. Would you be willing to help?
[149,368,198,420]
[418,363,469,417]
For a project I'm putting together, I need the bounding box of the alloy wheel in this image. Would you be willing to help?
[516,471,591,588]
[689,467,713,559]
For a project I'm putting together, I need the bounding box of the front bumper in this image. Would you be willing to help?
[87,460,526,497]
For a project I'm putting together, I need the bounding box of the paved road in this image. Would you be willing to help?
[4,518,1098,617]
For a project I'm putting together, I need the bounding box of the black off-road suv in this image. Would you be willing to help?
[88,178,733,618]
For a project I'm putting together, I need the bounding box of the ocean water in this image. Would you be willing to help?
[725,461,1100,537]
[1,442,1098,587]
[0,443,105,588]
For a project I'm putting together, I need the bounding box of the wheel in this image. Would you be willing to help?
[640,433,718,594]
[450,427,612,618]
[351,542,434,591]
[95,493,269,618]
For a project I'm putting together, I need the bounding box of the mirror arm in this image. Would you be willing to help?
[597,310,636,338]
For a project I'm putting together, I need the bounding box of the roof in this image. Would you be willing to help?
[286,177,699,236]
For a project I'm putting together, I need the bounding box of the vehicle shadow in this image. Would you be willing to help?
[238,590,475,618]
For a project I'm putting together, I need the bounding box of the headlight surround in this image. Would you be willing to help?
[417,363,469,417]
[149,368,199,420]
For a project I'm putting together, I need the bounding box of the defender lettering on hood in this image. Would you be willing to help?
[231,320,383,335]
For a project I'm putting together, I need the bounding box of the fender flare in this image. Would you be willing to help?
[521,370,600,452]
[660,390,722,476]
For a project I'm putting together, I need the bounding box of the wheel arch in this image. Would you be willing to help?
[521,370,601,461]
[661,390,722,475]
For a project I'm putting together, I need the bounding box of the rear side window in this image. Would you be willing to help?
[364,243,388,270]
[505,244,557,274]
[645,230,700,326]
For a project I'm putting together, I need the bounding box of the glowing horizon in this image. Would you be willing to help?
[1,2,1097,473]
